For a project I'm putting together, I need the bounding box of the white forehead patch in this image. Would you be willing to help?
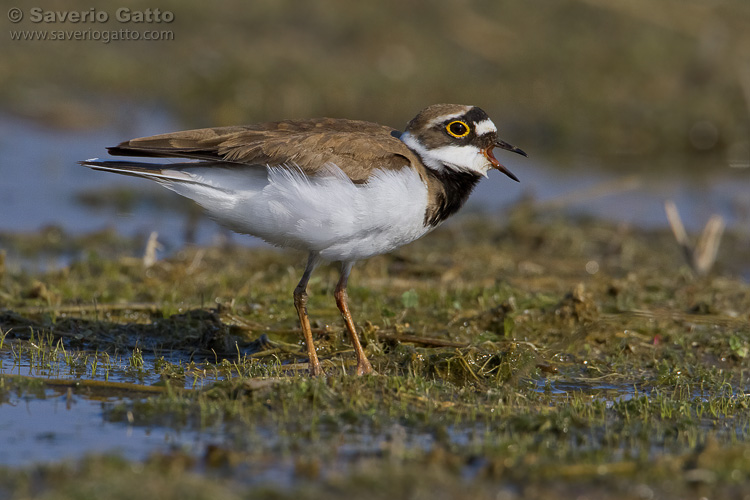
[474,119,497,137]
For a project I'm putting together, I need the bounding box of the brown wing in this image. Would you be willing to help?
[107,118,417,183]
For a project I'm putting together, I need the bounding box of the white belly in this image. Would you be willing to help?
[162,164,432,262]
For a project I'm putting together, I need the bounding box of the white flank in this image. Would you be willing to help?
[474,118,497,137]
[400,132,490,175]
[159,164,431,262]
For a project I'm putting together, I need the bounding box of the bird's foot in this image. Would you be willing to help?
[308,359,324,377]
[355,357,374,376]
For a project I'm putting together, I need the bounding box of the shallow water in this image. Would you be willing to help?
[0,387,217,467]
[0,339,220,390]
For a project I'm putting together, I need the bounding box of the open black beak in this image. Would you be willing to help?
[482,140,527,182]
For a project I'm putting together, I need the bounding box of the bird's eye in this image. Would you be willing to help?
[446,120,470,138]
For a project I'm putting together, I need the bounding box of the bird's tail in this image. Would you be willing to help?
[79,159,207,184]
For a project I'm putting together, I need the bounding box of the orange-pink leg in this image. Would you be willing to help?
[294,253,322,376]
[334,262,373,375]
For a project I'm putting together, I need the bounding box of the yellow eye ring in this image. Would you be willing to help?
[446,120,470,138]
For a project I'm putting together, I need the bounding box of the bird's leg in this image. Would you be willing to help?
[294,252,322,376]
[334,262,373,375]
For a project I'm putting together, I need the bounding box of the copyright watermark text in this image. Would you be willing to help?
[8,6,175,43]
[8,7,174,24]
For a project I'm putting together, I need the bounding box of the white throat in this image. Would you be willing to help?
[400,131,491,176]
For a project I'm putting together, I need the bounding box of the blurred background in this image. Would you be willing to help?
[1,0,749,258]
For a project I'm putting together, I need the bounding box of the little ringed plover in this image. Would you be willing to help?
[80,103,526,376]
